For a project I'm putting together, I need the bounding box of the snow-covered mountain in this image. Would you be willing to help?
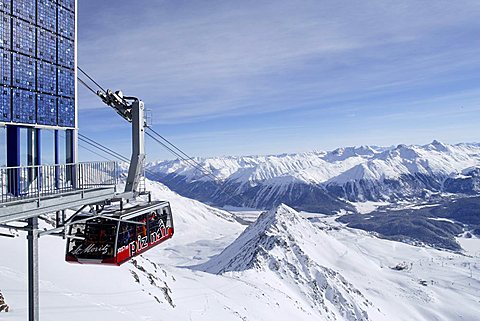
[1,181,479,320]
[146,141,480,213]
[198,205,375,320]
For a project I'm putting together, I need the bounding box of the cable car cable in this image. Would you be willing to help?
[144,131,220,182]
[78,133,130,163]
[78,136,129,164]
[146,127,199,166]
[145,128,225,182]
[78,67,107,93]
[78,133,178,185]
[77,68,248,207]
[77,77,98,96]
[78,142,115,162]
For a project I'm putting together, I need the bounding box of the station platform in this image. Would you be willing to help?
[0,161,118,224]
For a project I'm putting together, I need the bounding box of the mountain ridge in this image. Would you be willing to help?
[146,141,480,213]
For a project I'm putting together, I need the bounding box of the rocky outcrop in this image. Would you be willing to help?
[0,291,9,312]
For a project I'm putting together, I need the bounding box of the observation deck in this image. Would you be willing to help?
[0,161,118,224]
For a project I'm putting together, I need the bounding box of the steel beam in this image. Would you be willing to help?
[27,217,39,321]
[6,126,20,196]
[125,100,145,194]
[0,187,116,224]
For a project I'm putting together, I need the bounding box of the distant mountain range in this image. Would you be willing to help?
[146,141,480,213]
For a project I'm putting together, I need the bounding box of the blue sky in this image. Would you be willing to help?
[76,0,480,161]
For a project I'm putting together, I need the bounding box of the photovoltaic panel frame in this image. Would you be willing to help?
[13,0,36,23]
[0,48,11,85]
[12,88,35,124]
[37,0,56,32]
[57,96,74,127]
[0,86,11,121]
[12,52,35,90]
[0,12,11,49]
[37,92,56,125]
[1,0,76,129]
[12,17,35,56]
[0,0,12,14]
[37,60,56,94]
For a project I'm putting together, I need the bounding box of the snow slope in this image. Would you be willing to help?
[1,181,479,320]
[198,204,376,320]
[198,204,480,320]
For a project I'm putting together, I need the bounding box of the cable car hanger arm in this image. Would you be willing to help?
[93,88,147,196]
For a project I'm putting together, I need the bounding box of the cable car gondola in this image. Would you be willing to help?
[65,201,174,265]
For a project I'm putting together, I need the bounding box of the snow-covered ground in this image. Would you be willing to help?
[1,181,479,320]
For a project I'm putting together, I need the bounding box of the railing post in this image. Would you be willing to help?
[0,161,118,205]
[37,167,41,204]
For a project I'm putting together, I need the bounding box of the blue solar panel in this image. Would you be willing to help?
[0,49,11,86]
[37,60,56,94]
[37,28,56,63]
[58,0,75,12]
[58,37,74,69]
[0,12,11,49]
[37,93,57,125]
[0,86,11,121]
[12,18,35,55]
[58,97,74,127]
[1,0,75,127]
[13,0,36,23]
[12,52,35,90]
[57,66,74,97]
[58,7,74,40]
[0,0,12,14]
[37,0,56,32]
[12,88,35,124]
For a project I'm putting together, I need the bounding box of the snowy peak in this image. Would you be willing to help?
[198,203,313,274]
[325,145,379,162]
[427,140,450,152]
[199,204,373,320]
[257,203,306,229]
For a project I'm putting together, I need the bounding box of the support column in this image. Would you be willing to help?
[27,128,41,187]
[27,217,39,321]
[54,130,59,189]
[6,125,20,196]
[125,100,145,193]
[65,129,76,188]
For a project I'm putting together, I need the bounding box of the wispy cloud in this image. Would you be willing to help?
[77,0,480,158]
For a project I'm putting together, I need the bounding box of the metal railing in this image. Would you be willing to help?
[0,161,118,204]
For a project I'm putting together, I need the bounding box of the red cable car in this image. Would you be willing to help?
[65,201,174,266]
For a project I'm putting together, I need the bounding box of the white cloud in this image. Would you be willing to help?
[77,0,480,125]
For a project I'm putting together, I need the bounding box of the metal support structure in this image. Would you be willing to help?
[6,126,20,196]
[27,216,39,321]
[125,100,145,193]
[27,128,41,186]
[66,130,76,188]
[54,130,60,189]
[96,89,146,196]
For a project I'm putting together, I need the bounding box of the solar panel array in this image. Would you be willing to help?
[0,0,75,128]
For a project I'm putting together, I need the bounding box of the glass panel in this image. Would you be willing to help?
[118,221,135,248]
[69,218,117,260]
